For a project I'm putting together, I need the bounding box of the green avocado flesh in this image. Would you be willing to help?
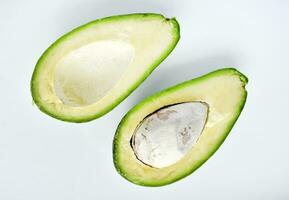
[113,68,248,186]
[30,14,180,122]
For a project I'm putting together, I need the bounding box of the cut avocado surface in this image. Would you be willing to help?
[113,68,248,186]
[31,13,180,122]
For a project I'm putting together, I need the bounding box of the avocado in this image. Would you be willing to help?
[30,14,180,122]
[113,68,248,186]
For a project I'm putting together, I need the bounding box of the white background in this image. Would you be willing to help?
[1,0,289,199]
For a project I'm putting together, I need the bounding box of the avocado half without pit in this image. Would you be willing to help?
[30,14,180,122]
[113,68,248,186]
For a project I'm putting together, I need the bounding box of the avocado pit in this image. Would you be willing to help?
[131,102,209,168]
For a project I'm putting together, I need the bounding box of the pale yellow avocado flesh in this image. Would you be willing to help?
[54,40,135,107]
[31,14,180,122]
[113,68,248,186]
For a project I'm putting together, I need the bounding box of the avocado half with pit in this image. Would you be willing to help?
[30,14,180,122]
[113,68,248,186]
